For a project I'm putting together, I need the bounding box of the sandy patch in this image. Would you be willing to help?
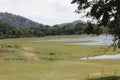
[22,47,33,51]
[23,52,39,61]
[89,72,102,76]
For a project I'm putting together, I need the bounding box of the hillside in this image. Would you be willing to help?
[0,12,91,39]
[0,12,42,28]
[52,20,87,35]
[57,20,86,27]
[0,12,86,29]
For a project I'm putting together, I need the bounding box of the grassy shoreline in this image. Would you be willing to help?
[0,35,120,80]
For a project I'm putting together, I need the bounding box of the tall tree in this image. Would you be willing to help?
[71,0,120,47]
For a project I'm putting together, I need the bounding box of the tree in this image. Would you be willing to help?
[84,22,95,34]
[35,31,45,37]
[71,0,120,47]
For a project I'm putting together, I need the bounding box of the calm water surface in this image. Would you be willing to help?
[48,35,114,45]
[80,54,120,60]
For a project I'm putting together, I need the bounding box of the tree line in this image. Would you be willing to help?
[0,22,104,39]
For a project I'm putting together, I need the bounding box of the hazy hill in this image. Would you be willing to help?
[0,12,86,29]
[0,12,42,28]
[57,20,86,27]
[51,20,87,35]
[0,12,101,39]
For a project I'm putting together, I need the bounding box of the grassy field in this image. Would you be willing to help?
[0,35,120,80]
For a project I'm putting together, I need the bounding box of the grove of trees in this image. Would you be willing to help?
[0,21,103,39]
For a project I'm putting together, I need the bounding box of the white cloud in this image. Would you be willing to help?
[0,0,86,25]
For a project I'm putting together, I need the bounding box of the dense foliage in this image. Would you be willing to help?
[0,22,45,39]
[71,0,120,47]
[0,21,88,39]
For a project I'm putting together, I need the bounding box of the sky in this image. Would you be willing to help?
[0,0,88,25]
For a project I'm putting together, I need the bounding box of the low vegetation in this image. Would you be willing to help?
[0,35,120,80]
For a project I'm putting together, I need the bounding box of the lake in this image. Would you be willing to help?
[48,35,114,45]
[80,54,120,60]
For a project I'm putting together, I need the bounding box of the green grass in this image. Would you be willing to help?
[0,35,120,80]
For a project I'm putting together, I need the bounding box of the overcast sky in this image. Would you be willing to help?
[0,0,88,25]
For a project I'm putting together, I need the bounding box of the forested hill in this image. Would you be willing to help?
[0,12,101,39]
[0,12,42,28]
[53,20,87,35]
[58,20,86,27]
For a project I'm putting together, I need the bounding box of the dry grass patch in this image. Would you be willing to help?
[0,49,14,53]
[22,47,34,51]
[23,52,39,61]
